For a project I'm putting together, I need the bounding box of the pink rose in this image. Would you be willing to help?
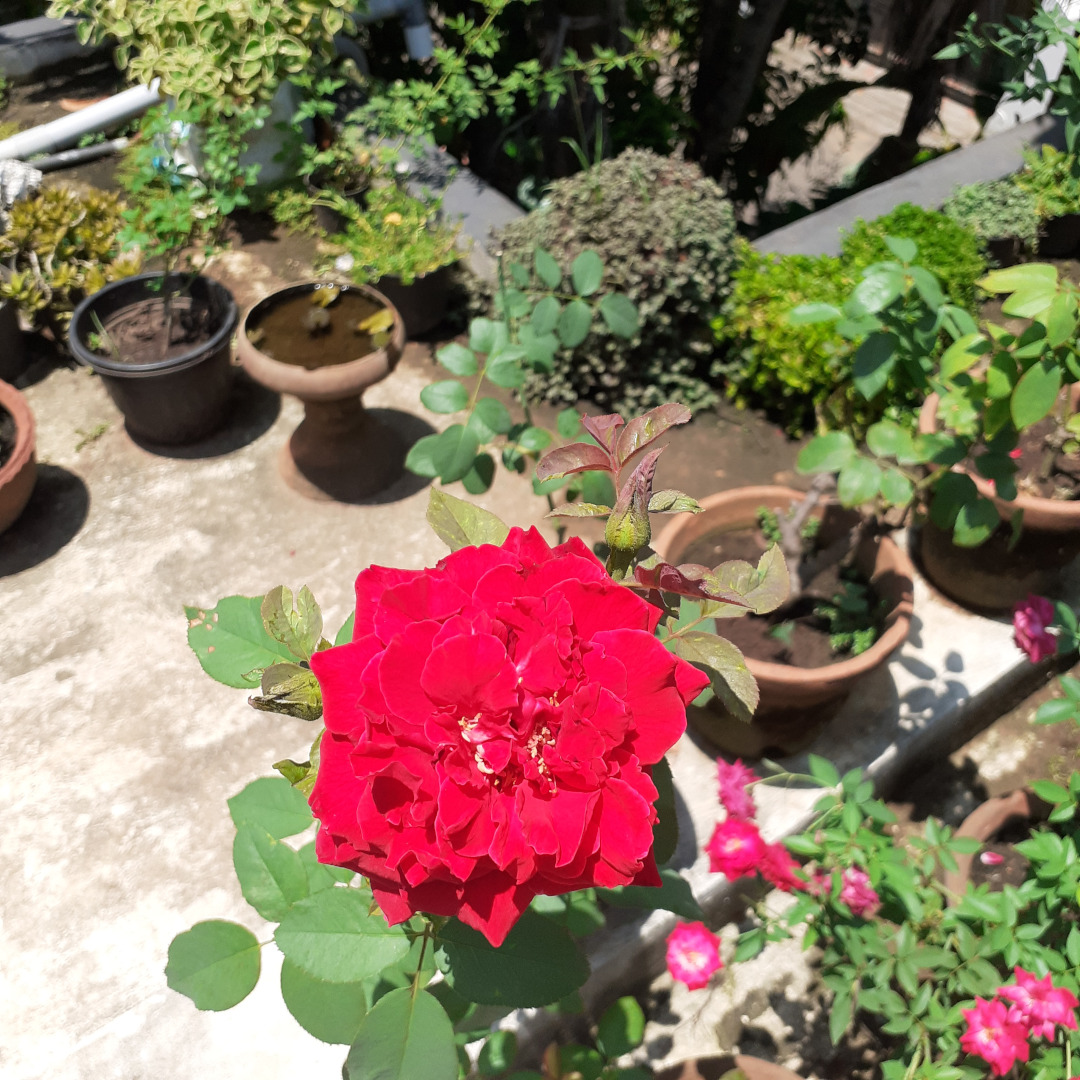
[308,527,709,946]
[838,866,880,918]
[705,818,767,880]
[998,967,1079,1041]
[960,997,1030,1076]
[716,757,757,821]
[666,921,722,990]
[1013,594,1057,664]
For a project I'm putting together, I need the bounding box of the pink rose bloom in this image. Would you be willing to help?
[308,527,709,946]
[760,843,804,892]
[705,818,767,880]
[998,967,1079,1041]
[1013,594,1057,664]
[666,921,722,990]
[716,757,757,821]
[960,997,1031,1076]
[838,866,880,918]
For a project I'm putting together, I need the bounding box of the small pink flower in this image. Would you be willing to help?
[806,867,832,897]
[705,818,768,880]
[961,997,1030,1076]
[717,757,757,821]
[838,866,880,918]
[1009,447,1023,459]
[760,843,805,892]
[980,850,1004,866]
[666,921,722,990]
[1013,594,1057,664]
[998,967,1079,1041]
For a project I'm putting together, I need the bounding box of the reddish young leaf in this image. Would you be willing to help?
[581,413,625,454]
[535,442,614,482]
[634,561,750,606]
[615,404,692,465]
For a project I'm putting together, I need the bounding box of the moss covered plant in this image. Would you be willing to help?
[491,148,737,416]
[943,179,1040,253]
[0,186,141,337]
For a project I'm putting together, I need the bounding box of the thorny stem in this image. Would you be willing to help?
[411,925,432,1000]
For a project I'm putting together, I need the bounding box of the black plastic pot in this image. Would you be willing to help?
[306,177,366,236]
[985,235,1024,268]
[68,272,238,445]
[1037,213,1080,258]
[0,300,27,383]
[372,264,453,338]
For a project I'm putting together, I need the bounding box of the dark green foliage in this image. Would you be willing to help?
[840,203,986,312]
[712,244,860,434]
[814,575,884,656]
[492,149,737,416]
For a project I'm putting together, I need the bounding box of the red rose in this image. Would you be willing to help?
[309,527,709,946]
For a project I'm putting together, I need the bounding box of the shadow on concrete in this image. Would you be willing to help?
[0,465,89,577]
[348,408,438,506]
[127,370,281,460]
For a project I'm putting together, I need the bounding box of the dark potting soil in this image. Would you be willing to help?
[99,290,217,365]
[679,522,878,669]
[0,403,14,470]
[1011,412,1080,500]
[246,287,387,369]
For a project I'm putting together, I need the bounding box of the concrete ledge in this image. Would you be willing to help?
[0,16,104,84]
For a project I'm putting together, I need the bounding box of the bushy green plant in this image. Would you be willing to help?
[0,187,142,334]
[491,148,737,416]
[841,203,986,312]
[712,244,859,435]
[1016,145,1080,222]
[943,178,1040,252]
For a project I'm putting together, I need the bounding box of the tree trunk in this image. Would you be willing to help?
[690,0,792,176]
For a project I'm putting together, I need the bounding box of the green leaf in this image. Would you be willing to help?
[420,380,469,414]
[1035,698,1080,725]
[344,987,458,1080]
[531,296,561,336]
[598,868,703,920]
[469,317,502,355]
[227,777,313,839]
[865,420,915,462]
[557,300,592,349]
[435,910,590,1008]
[233,823,310,921]
[710,545,790,616]
[426,488,510,550]
[953,496,1001,548]
[260,586,323,662]
[852,332,899,401]
[787,301,841,325]
[251,661,323,722]
[879,467,914,507]
[571,251,604,297]
[940,333,990,380]
[487,344,529,389]
[672,631,758,723]
[837,457,882,507]
[1011,359,1062,430]
[404,433,441,478]
[461,453,496,495]
[432,424,481,484]
[598,292,638,338]
[648,489,701,514]
[435,342,477,377]
[166,921,261,1011]
[335,613,355,646]
[1003,284,1059,319]
[1032,780,1070,804]
[276,888,411,983]
[852,268,905,314]
[472,397,514,438]
[980,263,1059,294]
[556,408,580,440]
[533,248,563,290]
[185,595,296,688]
[808,755,840,787]
[596,997,645,1059]
[651,755,677,866]
[478,1031,518,1076]
[929,471,979,530]
[884,236,917,264]
[298,840,354,892]
[797,431,856,474]
[830,989,853,1045]
[280,959,367,1045]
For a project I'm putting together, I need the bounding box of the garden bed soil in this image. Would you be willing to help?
[1013,412,1080,500]
[99,293,218,366]
[678,521,879,670]
[0,403,14,471]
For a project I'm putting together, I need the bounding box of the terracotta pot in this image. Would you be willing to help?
[942,789,1047,902]
[237,281,406,502]
[0,378,37,534]
[653,486,914,757]
[654,1054,802,1080]
[916,394,1080,610]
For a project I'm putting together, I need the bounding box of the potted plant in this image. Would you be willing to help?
[0,186,141,346]
[163,402,790,1077]
[0,377,36,534]
[943,178,1041,267]
[1016,147,1080,258]
[66,108,240,446]
[667,748,1080,1079]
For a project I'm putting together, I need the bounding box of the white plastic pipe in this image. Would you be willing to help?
[0,80,161,162]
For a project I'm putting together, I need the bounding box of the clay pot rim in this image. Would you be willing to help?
[0,378,35,490]
[69,271,238,378]
[652,1053,803,1080]
[918,391,1080,527]
[652,485,915,688]
[237,280,405,402]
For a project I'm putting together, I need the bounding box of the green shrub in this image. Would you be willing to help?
[942,178,1040,251]
[712,243,860,435]
[840,202,986,311]
[491,148,737,415]
[1016,144,1080,220]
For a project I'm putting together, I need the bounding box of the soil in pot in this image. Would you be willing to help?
[244,286,391,369]
[679,512,886,670]
[93,289,218,365]
[1011,411,1080,500]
